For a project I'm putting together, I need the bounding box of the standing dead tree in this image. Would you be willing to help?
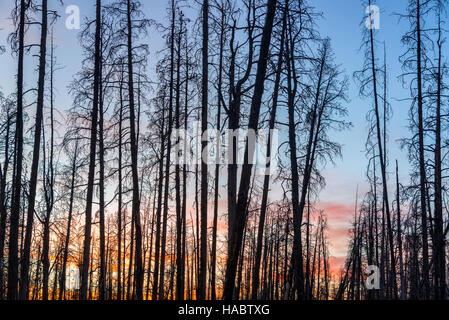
[224,0,278,300]
[7,0,29,300]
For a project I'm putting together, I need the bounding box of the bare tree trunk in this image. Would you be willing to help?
[158,69,172,296]
[158,0,176,300]
[80,0,101,300]
[98,38,106,301]
[366,0,397,297]
[181,33,189,300]
[210,5,225,300]
[415,0,430,298]
[19,0,48,300]
[117,71,125,300]
[195,143,200,296]
[175,12,184,300]
[152,103,166,300]
[7,0,28,300]
[127,212,135,299]
[146,197,156,299]
[0,109,11,300]
[126,0,144,300]
[198,0,209,300]
[433,8,446,300]
[284,2,304,299]
[305,198,311,299]
[88,239,95,300]
[282,210,289,299]
[322,229,329,300]
[396,160,406,299]
[122,211,127,300]
[42,41,56,300]
[252,7,286,300]
[32,244,42,300]
[223,0,277,300]
[59,141,79,300]
[41,214,51,300]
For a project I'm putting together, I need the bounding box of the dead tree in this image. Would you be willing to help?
[125,0,144,300]
[80,0,102,301]
[19,0,49,300]
[198,0,210,300]
[431,0,446,300]
[0,97,13,300]
[59,140,80,300]
[252,3,287,300]
[7,0,29,300]
[355,0,397,297]
[223,0,278,300]
[159,0,176,300]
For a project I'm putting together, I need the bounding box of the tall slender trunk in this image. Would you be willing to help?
[415,0,430,298]
[52,249,59,300]
[322,227,329,300]
[32,244,41,300]
[42,211,51,300]
[367,0,397,297]
[175,13,184,300]
[146,197,156,299]
[42,40,55,300]
[159,0,176,300]
[284,1,305,299]
[291,35,329,302]
[126,0,144,300]
[117,71,125,300]
[59,141,78,300]
[210,6,225,301]
[80,0,101,300]
[98,35,106,300]
[433,9,446,300]
[122,210,127,300]
[198,0,209,300]
[127,212,135,299]
[282,210,289,299]
[252,6,286,299]
[0,110,11,300]
[396,160,406,299]
[305,196,311,299]
[181,35,189,300]
[7,0,27,300]
[223,0,277,300]
[195,142,200,295]
[151,103,166,300]
[19,0,48,300]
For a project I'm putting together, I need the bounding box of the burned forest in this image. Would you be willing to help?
[0,0,448,301]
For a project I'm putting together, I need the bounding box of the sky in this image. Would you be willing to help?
[312,0,413,267]
[0,0,419,271]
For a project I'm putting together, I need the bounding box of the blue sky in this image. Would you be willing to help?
[0,0,424,266]
[313,0,414,260]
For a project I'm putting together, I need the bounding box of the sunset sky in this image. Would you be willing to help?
[0,0,415,272]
